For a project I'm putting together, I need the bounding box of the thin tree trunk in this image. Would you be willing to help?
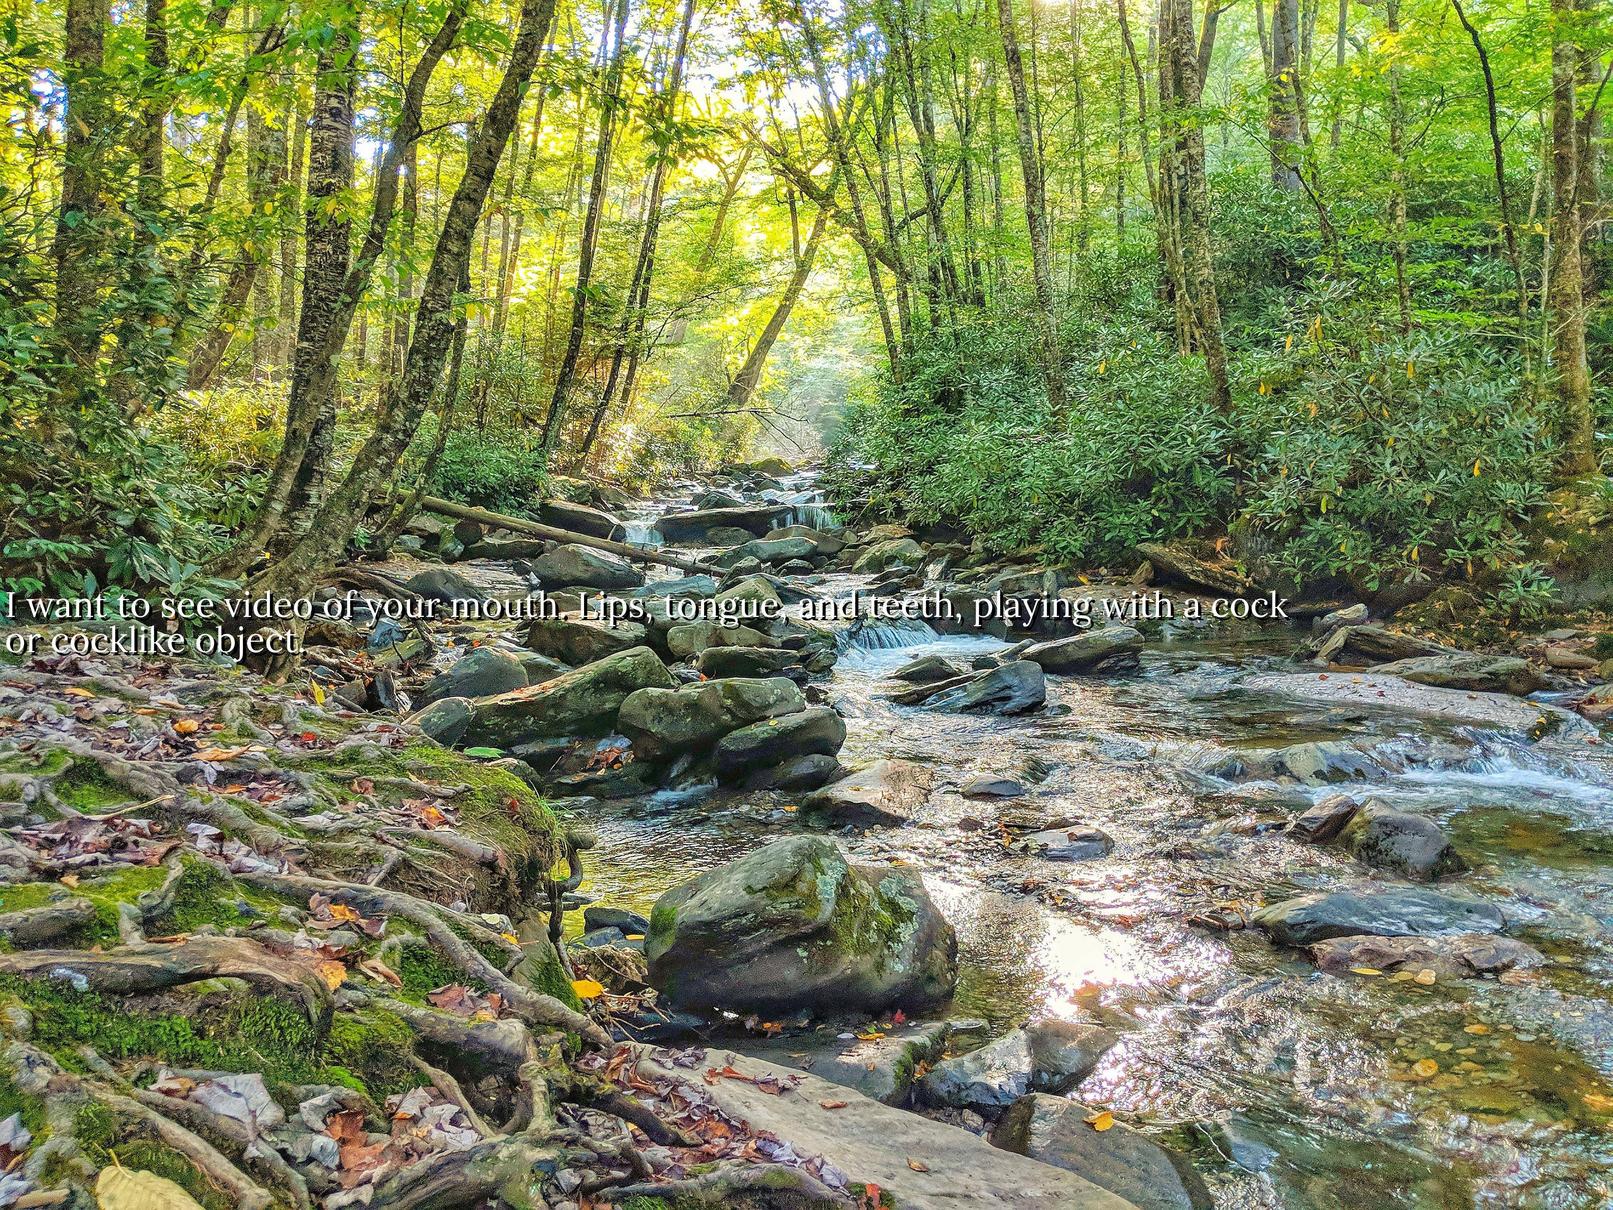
[1387,0,1412,331]
[1551,0,1596,474]
[1269,0,1303,189]
[724,205,829,409]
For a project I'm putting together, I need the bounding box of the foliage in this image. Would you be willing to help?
[425,421,550,514]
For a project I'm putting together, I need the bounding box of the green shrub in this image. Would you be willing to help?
[427,423,550,514]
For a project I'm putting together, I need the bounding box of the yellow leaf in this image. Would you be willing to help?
[1348,967,1383,977]
[1473,460,1482,476]
[314,959,347,990]
[97,1167,206,1210]
[63,687,96,699]
[1319,496,1328,514]
[1285,333,1294,351]
[500,932,519,944]
[1583,1092,1613,1113]
[1085,1110,1115,1132]
[1407,361,1415,380]
[1307,401,1318,419]
[1411,1058,1439,1078]
[571,978,605,1000]
[1464,1023,1491,1035]
[310,680,326,706]
[173,719,200,735]
[1097,359,1107,375]
[1413,968,1437,985]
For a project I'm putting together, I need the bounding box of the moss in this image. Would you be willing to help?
[819,872,914,976]
[522,936,581,1009]
[0,749,71,778]
[0,882,65,916]
[325,1008,427,1099]
[396,935,480,1001]
[55,761,133,812]
[0,1070,46,1136]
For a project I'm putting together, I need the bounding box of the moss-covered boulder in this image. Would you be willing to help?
[465,646,673,747]
[645,836,957,1013]
[523,615,649,666]
[617,676,804,759]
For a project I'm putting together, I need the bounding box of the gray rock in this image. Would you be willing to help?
[622,574,719,600]
[416,646,528,707]
[807,759,934,825]
[694,645,799,679]
[515,651,570,686]
[409,696,473,746]
[1287,794,1360,843]
[1341,801,1466,880]
[1136,541,1252,597]
[714,707,847,779]
[524,615,648,666]
[1017,826,1114,861]
[666,621,774,660]
[465,646,674,747]
[990,1093,1215,1210]
[583,906,651,935]
[1371,653,1543,696]
[618,676,805,758]
[656,505,793,542]
[1021,626,1144,674]
[736,1020,950,1106]
[536,499,624,541]
[921,1020,1118,1111]
[1312,602,1369,634]
[853,538,926,574]
[1308,932,1546,977]
[404,567,485,603]
[765,524,844,555]
[529,543,644,590]
[960,774,1025,799]
[646,835,958,1013]
[1252,883,1505,947]
[742,753,843,791]
[925,661,1046,715]
[711,536,820,568]
[891,655,965,684]
[705,526,759,548]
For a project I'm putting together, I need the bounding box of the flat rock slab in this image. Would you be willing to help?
[631,1045,1138,1210]
[1239,671,1583,734]
[732,1020,952,1105]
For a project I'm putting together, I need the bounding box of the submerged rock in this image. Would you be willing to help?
[1309,932,1545,978]
[921,1020,1118,1112]
[990,1093,1216,1210]
[807,758,935,825]
[1340,801,1466,881]
[923,661,1046,715]
[1015,825,1115,861]
[1251,883,1505,947]
[1020,625,1143,674]
[645,835,957,1013]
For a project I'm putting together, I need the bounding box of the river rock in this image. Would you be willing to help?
[738,1020,952,1106]
[713,573,786,616]
[583,906,650,935]
[645,835,957,1013]
[925,660,1046,715]
[536,498,624,541]
[657,504,793,541]
[665,620,775,660]
[742,753,843,790]
[1287,794,1360,843]
[409,696,473,746]
[630,1046,1132,1210]
[695,489,746,510]
[1317,623,1457,665]
[1371,653,1543,696]
[524,616,648,666]
[891,654,965,684]
[693,645,798,678]
[404,567,485,603]
[464,646,675,747]
[1021,626,1143,674]
[1239,670,1583,733]
[529,543,644,591]
[960,774,1025,799]
[1136,541,1252,596]
[622,574,719,600]
[1340,801,1466,880]
[1251,883,1505,947]
[711,536,819,569]
[853,538,927,574]
[416,646,528,707]
[921,1020,1118,1112]
[1312,602,1369,635]
[702,526,757,548]
[618,676,804,758]
[1309,932,1546,978]
[713,707,847,779]
[990,1093,1215,1210]
[766,524,845,555]
[515,651,569,685]
[807,759,935,825]
[1016,825,1114,861]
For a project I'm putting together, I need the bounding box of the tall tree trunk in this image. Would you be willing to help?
[1330,0,1346,147]
[996,0,1065,417]
[541,0,631,452]
[724,205,829,410]
[1552,0,1597,474]
[1387,0,1412,331]
[1269,0,1303,189]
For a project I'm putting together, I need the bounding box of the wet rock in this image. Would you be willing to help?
[806,758,935,825]
[576,927,628,948]
[657,504,793,542]
[853,538,927,574]
[765,524,845,555]
[1016,826,1114,861]
[713,707,847,780]
[705,526,758,548]
[711,536,820,569]
[1308,932,1546,978]
[524,616,648,666]
[403,567,485,603]
[1312,602,1369,635]
[622,574,719,600]
[416,646,528,707]
[1239,670,1584,734]
[921,1020,1118,1112]
[960,774,1025,799]
[529,544,644,591]
[583,906,650,935]
[1317,623,1457,665]
[736,1020,952,1106]
[409,696,472,746]
[1020,626,1143,674]
[1371,653,1543,696]
[693,645,798,679]
[891,654,965,684]
[925,661,1046,715]
[1251,883,1505,947]
[1545,645,1598,670]
[618,676,804,759]
[712,574,786,617]
[742,753,843,791]
[1341,801,1466,881]
[465,646,675,747]
[695,489,746,510]
[1287,794,1360,843]
[645,835,957,1013]
[515,651,569,686]
[665,620,775,660]
[535,499,625,541]
[1252,739,1383,784]
[990,1093,1215,1210]
[1136,541,1252,597]
[462,536,550,560]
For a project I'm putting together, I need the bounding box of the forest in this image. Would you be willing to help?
[1,0,1613,1203]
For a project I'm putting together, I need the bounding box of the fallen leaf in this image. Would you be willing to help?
[1582,1092,1613,1113]
[62,687,97,699]
[96,1166,205,1210]
[907,1157,930,1172]
[819,1099,848,1110]
[1413,968,1437,985]
[1411,1058,1439,1078]
[1085,1110,1115,1131]
[1348,967,1383,977]
[358,957,403,988]
[571,978,605,1000]
[1464,1023,1491,1035]
[174,719,200,735]
[314,959,348,990]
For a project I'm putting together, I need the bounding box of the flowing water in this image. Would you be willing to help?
[560,477,1613,1209]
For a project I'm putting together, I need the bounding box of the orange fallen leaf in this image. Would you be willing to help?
[174,719,200,735]
[1410,1058,1439,1078]
[907,1157,930,1172]
[1085,1110,1115,1132]
[314,959,348,990]
[820,1099,848,1110]
[571,978,605,1000]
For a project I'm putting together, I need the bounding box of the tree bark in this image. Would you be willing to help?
[724,203,829,411]
[1269,0,1303,189]
[1551,0,1597,474]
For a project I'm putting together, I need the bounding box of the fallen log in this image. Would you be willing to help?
[418,495,706,574]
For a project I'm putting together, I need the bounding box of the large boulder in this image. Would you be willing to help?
[693,645,798,678]
[990,1093,1216,1210]
[1021,626,1143,674]
[765,524,844,555]
[665,621,775,660]
[656,505,793,542]
[1239,671,1584,733]
[1251,883,1505,947]
[409,696,472,746]
[645,836,958,1013]
[536,499,624,541]
[622,574,720,600]
[891,654,965,684]
[464,646,674,747]
[807,759,934,825]
[742,753,843,790]
[923,661,1046,715]
[403,567,485,603]
[524,615,648,666]
[1308,932,1545,978]
[618,676,804,759]
[1340,801,1466,880]
[921,1021,1118,1112]
[713,707,847,780]
[711,536,819,569]
[415,646,528,707]
[1136,541,1252,596]
[853,538,926,574]
[1370,653,1543,696]
[529,543,644,591]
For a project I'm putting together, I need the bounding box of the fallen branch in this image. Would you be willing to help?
[418,495,706,573]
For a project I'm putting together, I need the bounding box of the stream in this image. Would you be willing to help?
[537,473,1613,1208]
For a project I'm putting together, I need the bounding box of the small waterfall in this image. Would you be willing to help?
[789,501,841,531]
[622,518,662,547]
[837,617,940,652]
